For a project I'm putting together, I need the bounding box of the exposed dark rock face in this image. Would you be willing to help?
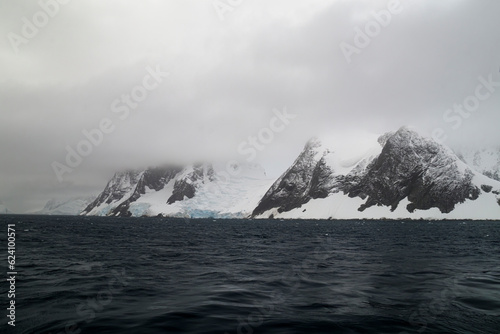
[347,127,480,213]
[252,139,328,215]
[308,157,338,199]
[252,135,382,217]
[253,127,483,217]
[484,170,500,182]
[110,166,182,216]
[167,164,215,204]
[81,170,142,214]
[135,166,182,194]
[481,184,493,193]
[377,131,394,146]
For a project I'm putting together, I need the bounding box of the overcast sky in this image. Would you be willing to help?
[1,0,499,212]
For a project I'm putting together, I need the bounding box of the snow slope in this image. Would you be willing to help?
[457,147,500,181]
[33,196,95,216]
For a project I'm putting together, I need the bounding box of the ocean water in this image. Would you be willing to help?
[1,215,500,334]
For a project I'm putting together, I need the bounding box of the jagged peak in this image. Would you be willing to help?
[105,169,143,190]
[383,126,463,166]
[112,168,141,178]
[387,126,447,149]
[304,136,323,149]
[387,126,426,144]
[377,131,394,146]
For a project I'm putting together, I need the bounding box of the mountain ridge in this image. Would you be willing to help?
[253,127,500,220]
[82,162,274,218]
[77,126,500,220]
[31,196,95,216]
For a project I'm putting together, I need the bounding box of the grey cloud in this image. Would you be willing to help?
[1,0,499,212]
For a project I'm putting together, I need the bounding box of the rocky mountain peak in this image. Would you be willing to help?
[347,127,480,213]
[167,163,215,204]
[252,138,330,216]
[81,169,143,215]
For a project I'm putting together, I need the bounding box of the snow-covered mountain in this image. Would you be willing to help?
[82,163,274,218]
[252,131,382,216]
[456,147,500,182]
[34,196,95,215]
[82,127,500,220]
[252,127,500,220]
[0,201,13,214]
[82,166,181,216]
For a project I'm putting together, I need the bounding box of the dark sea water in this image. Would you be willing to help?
[1,215,500,334]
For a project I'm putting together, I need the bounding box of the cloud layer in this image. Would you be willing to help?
[1,0,499,212]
